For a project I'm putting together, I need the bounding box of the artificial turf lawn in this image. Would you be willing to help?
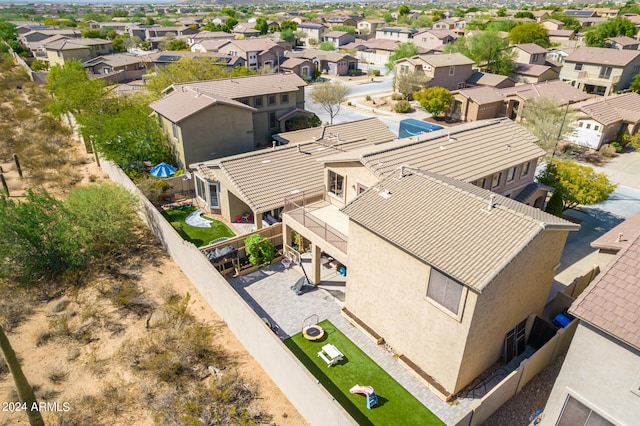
[284,320,444,426]
[162,206,235,247]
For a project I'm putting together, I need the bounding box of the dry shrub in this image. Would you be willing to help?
[599,143,616,158]
[48,367,69,385]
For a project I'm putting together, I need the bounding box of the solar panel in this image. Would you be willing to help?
[157,55,181,62]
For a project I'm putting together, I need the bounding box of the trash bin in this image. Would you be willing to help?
[552,312,572,328]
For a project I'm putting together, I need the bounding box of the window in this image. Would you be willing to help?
[356,182,368,195]
[427,269,464,315]
[586,123,591,130]
[599,66,612,79]
[531,54,538,62]
[521,162,530,177]
[254,96,263,107]
[268,95,276,105]
[475,178,486,188]
[328,170,345,198]
[281,93,289,103]
[558,396,614,426]
[209,183,220,208]
[594,125,600,131]
[574,63,583,70]
[449,66,455,76]
[578,121,584,127]
[492,172,502,188]
[195,176,220,208]
[400,65,409,74]
[239,98,249,105]
[507,166,516,182]
[269,112,276,129]
[171,123,178,139]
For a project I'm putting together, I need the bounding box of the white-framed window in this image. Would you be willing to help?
[449,66,455,76]
[557,395,614,426]
[400,65,409,74]
[427,268,465,316]
[507,166,516,182]
[521,162,530,177]
[356,182,368,195]
[328,170,345,199]
[492,172,502,188]
[195,175,220,209]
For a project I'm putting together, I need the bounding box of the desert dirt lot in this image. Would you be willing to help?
[0,67,305,425]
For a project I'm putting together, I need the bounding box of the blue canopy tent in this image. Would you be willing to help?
[150,162,177,177]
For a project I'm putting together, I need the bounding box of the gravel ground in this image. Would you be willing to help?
[482,352,566,425]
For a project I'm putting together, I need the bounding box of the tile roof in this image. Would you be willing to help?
[513,62,556,77]
[565,47,640,67]
[323,31,351,38]
[573,92,640,126]
[150,88,255,123]
[341,168,579,292]
[514,43,549,55]
[44,37,110,50]
[167,73,307,100]
[83,53,141,68]
[288,48,356,62]
[591,211,640,253]
[321,118,546,183]
[570,230,640,351]
[221,38,281,53]
[466,71,515,87]
[455,86,504,103]
[272,117,396,146]
[606,36,640,46]
[404,52,475,67]
[193,118,394,213]
[547,29,575,37]
[498,79,592,104]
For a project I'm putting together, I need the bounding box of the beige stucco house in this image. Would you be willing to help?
[44,37,113,66]
[543,226,640,426]
[216,38,289,71]
[296,23,328,46]
[374,26,418,42]
[339,168,579,398]
[394,52,475,91]
[560,47,640,96]
[149,73,309,168]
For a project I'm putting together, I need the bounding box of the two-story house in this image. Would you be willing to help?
[567,92,640,150]
[216,38,289,71]
[322,31,356,48]
[149,73,309,168]
[83,52,145,82]
[510,43,561,83]
[287,48,358,76]
[296,23,328,46]
[231,22,261,38]
[357,18,385,38]
[374,27,418,42]
[604,36,640,50]
[44,37,113,66]
[336,168,579,399]
[393,52,475,91]
[543,227,640,426]
[412,29,459,52]
[560,47,640,96]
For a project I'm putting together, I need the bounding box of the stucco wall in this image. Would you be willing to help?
[568,118,607,149]
[323,162,379,207]
[544,323,640,425]
[345,221,471,394]
[429,65,473,90]
[180,104,255,167]
[459,229,569,393]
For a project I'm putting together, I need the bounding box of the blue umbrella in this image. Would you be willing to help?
[150,162,177,177]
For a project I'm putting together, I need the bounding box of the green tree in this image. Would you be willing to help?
[585,18,637,47]
[331,24,356,35]
[452,31,515,75]
[398,5,411,16]
[30,59,47,71]
[514,11,535,19]
[394,69,431,99]
[280,29,296,43]
[309,80,351,124]
[318,41,335,51]
[244,234,275,266]
[521,97,576,156]
[0,326,44,426]
[0,191,90,283]
[386,41,419,71]
[255,17,268,35]
[497,7,507,17]
[630,73,640,92]
[509,22,550,47]
[46,59,105,116]
[537,161,617,210]
[145,56,256,96]
[549,12,581,31]
[413,86,452,117]
[167,38,188,51]
[0,21,18,41]
[280,20,297,31]
[486,20,517,32]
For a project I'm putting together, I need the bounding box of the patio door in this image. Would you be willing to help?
[503,318,527,364]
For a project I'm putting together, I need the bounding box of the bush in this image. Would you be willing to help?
[561,143,581,156]
[365,95,372,101]
[545,190,564,217]
[244,234,275,266]
[610,141,623,153]
[372,69,381,76]
[599,144,617,158]
[394,100,412,113]
[391,93,404,101]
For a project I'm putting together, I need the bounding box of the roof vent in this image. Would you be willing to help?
[261,159,271,164]
[272,141,277,150]
[487,194,496,210]
[379,189,392,199]
[297,144,301,152]
[615,232,624,243]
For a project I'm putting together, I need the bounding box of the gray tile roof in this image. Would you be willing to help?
[466,71,515,87]
[273,117,396,146]
[455,86,504,103]
[571,229,640,351]
[397,52,475,67]
[565,46,640,67]
[167,73,307,100]
[83,53,141,68]
[341,168,579,292]
[44,37,110,50]
[194,118,395,213]
[321,118,546,183]
[514,43,549,55]
[150,88,255,123]
[498,79,592,104]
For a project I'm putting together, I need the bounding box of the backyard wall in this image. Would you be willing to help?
[99,159,356,426]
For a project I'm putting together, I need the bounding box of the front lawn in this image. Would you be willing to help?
[284,320,444,426]
[162,206,235,247]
